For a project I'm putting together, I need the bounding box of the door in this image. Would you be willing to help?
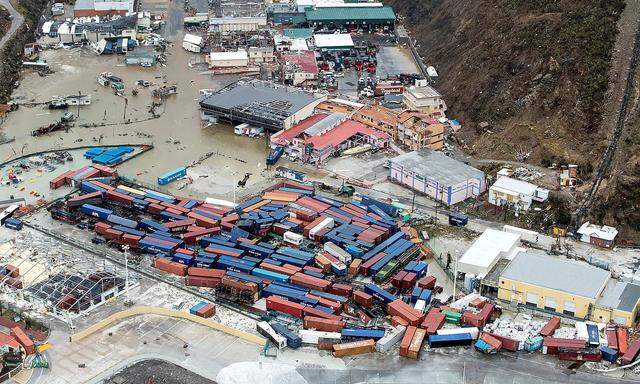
[564,300,576,316]
[526,292,539,308]
[544,297,557,312]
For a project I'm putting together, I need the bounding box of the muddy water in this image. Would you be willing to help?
[1,33,270,199]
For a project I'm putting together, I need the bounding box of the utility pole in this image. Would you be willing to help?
[452,254,458,301]
[123,245,130,299]
[123,97,128,122]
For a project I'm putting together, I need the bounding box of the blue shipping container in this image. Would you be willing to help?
[81,204,112,220]
[341,328,385,340]
[158,167,187,185]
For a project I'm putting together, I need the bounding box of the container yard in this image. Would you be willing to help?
[0,0,639,382]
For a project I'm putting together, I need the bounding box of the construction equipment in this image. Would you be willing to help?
[337,183,355,197]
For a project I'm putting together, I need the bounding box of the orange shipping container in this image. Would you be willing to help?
[407,328,426,359]
[399,326,417,357]
[10,327,35,355]
[332,339,376,357]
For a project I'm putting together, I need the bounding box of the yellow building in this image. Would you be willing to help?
[497,252,640,326]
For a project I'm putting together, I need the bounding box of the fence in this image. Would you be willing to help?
[0,363,24,383]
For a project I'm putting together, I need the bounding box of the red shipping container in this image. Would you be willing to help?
[542,338,585,355]
[620,339,640,365]
[91,180,115,191]
[484,332,521,352]
[266,296,305,318]
[558,348,602,362]
[154,258,187,276]
[122,234,141,247]
[188,267,225,279]
[617,328,628,354]
[182,227,221,244]
[290,273,331,291]
[176,248,196,256]
[421,308,444,333]
[360,252,386,275]
[196,303,216,318]
[50,170,75,189]
[282,264,303,274]
[148,203,165,215]
[10,327,35,355]
[3,277,22,289]
[164,219,197,231]
[399,326,417,357]
[401,272,417,289]
[392,271,408,287]
[304,265,324,274]
[606,327,618,350]
[186,276,220,288]
[221,221,234,232]
[160,201,190,214]
[301,307,341,322]
[330,283,353,297]
[104,229,123,241]
[479,332,502,351]
[539,316,561,337]
[105,190,134,206]
[387,299,424,326]
[303,216,328,238]
[353,291,374,307]
[221,213,239,223]
[391,316,409,328]
[306,294,342,313]
[165,207,184,216]
[144,197,161,204]
[5,264,19,278]
[418,275,436,290]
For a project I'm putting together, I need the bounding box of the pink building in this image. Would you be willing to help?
[388,150,486,205]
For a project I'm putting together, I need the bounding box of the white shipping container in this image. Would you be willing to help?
[298,329,341,345]
[308,217,334,239]
[205,197,237,208]
[575,322,589,341]
[283,231,304,246]
[376,326,406,353]
[414,299,426,313]
[503,224,538,243]
[437,327,480,340]
[257,321,287,349]
[324,241,352,264]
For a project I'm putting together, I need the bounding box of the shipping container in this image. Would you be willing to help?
[428,333,473,348]
[266,295,305,318]
[158,167,187,185]
[363,283,396,304]
[257,321,287,349]
[270,322,302,349]
[341,328,385,340]
[437,327,479,340]
[542,338,585,355]
[539,316,561,337]
[304,316,345,333]
[407,328,426,359]
[620,339,640,365]
[3,218,23,231]
[400,326,417,357]
[353,291,374,307]
[185,276,220,288]
[600,345,619,363]
[10,327,35,355]
[376,325,406,353]
[558,347,602,362]
[332,339,376,357]
[299,329,342,345]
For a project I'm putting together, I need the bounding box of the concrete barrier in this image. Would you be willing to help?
[70,306,265,346]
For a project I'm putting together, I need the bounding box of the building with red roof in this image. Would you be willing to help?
[0,331,21,353]
[271,113,390,164]
[280,51,319,87]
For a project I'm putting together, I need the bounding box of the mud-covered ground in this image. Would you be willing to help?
[104,360,216,384]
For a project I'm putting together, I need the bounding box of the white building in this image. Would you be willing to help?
[248,46,275,63]
[208,17,267,33]
[403,79,447,117]
[208,50,249,68]
[577,222,618,248]
[182,34,203,53]
[457,228,522,278]
[488,176,549,211]
[313,33,354,50]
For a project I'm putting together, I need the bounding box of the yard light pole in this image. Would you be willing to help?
[123,245,130,297]
[232,171,238,205]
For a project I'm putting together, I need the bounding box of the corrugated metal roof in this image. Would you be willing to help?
[284,28,314,39]
[389,150,485,187]
[305,6,396,22]
[597,280,640,312]
[501,252,610,299]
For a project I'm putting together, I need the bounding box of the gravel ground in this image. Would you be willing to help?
[105,359,216,384]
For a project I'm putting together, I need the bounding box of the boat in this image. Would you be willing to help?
[342,144,372,156]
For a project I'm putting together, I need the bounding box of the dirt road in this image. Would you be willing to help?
[0,0,24,50]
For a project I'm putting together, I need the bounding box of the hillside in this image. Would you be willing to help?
[388,0,624,167]
[388,0,640,236]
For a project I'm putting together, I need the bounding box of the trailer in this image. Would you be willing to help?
[257,321,287,349]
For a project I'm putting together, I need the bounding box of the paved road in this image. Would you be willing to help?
[0,0,24,50]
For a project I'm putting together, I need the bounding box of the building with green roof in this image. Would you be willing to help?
[283,28,314,39]
[305,6,396,31]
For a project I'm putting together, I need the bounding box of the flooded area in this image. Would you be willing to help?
[1,35,271,200]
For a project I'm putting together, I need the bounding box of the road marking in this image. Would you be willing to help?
[212,337,238,359]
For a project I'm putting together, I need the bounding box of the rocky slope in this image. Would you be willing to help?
[389,0,640,236]
[388,0,624,167]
